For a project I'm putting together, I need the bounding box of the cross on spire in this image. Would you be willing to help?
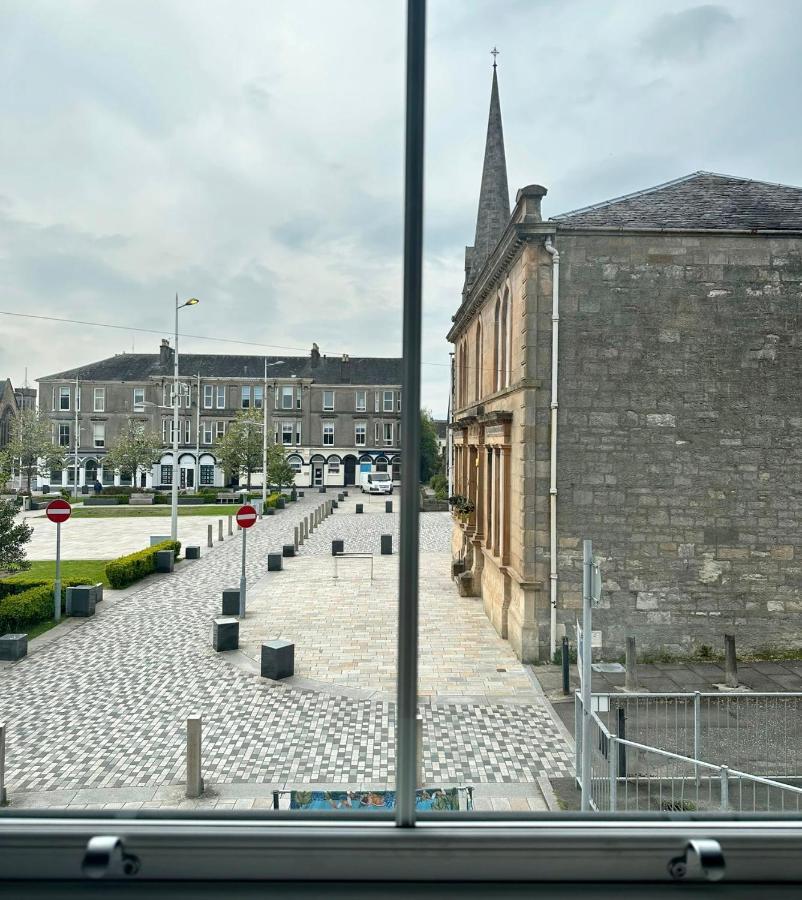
[491,46,499,69]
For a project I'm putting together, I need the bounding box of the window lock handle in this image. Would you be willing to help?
[669,839,725,882]
[82,835,140,879]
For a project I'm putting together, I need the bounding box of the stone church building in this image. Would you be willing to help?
[448,66,802,663]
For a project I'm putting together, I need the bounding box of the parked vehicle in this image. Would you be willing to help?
[360,472,393,495]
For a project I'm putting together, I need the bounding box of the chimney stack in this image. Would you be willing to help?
[311,343,320,368]
[160,338,174,369]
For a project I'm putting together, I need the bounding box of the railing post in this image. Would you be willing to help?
[186,715,203,799]
[693,691,701,786]
[207,524,213,549]
[720,765,729,811]
[608,736,617,812]
[617,706,627,778]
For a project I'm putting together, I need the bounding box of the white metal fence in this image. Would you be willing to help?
[576,692,802,813]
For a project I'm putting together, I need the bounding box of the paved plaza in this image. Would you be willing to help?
[0,492,572,810]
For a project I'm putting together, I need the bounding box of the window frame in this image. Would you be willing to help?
[281,386,293,410]
[281,422,293,445]
[93,387,105,412]
[58,423,70,446]
[203,385,213,409]
[59,386,70,411]
[133,387,145,411]
[322,390,335,411]
[383,390,394,412]
[355,422,366,446]
[322,423,335,446]
[355,389,367,411]
[216,385,226,409]
[92,422,105,448]
[241,386,251,409]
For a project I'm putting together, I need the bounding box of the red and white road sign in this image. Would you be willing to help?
[236,504,257,529]
[45,498,72,523]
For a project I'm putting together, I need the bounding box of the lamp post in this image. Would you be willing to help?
[262,359,285,511]
[171,295,199,541]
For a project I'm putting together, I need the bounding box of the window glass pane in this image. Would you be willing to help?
[322,390,334,410]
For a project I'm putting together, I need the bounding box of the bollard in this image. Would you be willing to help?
[186,715,203,798]
[725,634,738,688]
[0,722,6,805]
[228,515,233,536]
[294,526,299,552]
[218,519,223,542]
[332,539,344,556]
[207,524,213,548]
[385,500,393,513]
[416,713,424,788]
[561,635,570,696]
[625,636,639,692]
[298,523,304,546]
[380,534,392,555]
[356,503,363,514]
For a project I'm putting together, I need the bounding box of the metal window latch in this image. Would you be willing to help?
[669,839,725,882]
[82,835,141,879]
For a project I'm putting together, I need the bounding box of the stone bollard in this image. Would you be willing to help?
[261,640,295,679]
[385,500,393,513]
[228,515,233,536]
[343,490,349,497]
[0,635,27,662]
[221,588,240,616]
[332,539,344,556]
[154,550,174,573]
[337,493,344,502]
[218,519,224,542]
[356,503,363,514]
[294,526,299,552]
[207,524,213,548]
[625,636,638,692]
[186,715,203,798]
[725,634,738,688]
[298,523,304,546]
[332,500,338,510]
[304,517,309,539]
[267,553,283,572]
[212,616,239,651]
[282,544,295,558]
[186,546,201,560]
[381,534,392,555]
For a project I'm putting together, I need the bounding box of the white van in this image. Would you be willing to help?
[360,472,393,495]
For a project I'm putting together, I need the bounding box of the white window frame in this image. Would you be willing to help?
[203,385,213,409]
[133,388,145,412]
[374,391,380,412]
[281,386,293,410]
[355,422,366,446]
[93,387,105,412]
[296,392,302,410]
[93,422,105,448]
[383,390,394,412]
[375,421,382,445]
[384,422,393,446]
[241,386,251,409]
[253,385,263,409]
[328,460,340,474]
[356,390,367,412]
[397,390,401,412]
[199,464,214,486]
[281,422,293,446]
[184,419,191,443]
[202,422,213,444]
[322,390,334,411]
[58,423,70,446]
[296,421,302,445]
[215,421,225,440]
[59,386,70,411]
[216,385,226,409]
[322,424,334,446]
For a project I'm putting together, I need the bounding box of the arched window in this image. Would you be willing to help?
[493,297,501,392]
[474,321,483,401]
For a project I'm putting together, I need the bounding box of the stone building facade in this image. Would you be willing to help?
[448,67,802,662]
[37,343,401,490]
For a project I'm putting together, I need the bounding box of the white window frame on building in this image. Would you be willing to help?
[200,464,215,486]
[203,385,214,409]
[59,386,70,411]
[322,390,334,411]
[93,387,105,412]
[383,390,394,412]
[133,388,145,412]
[216,385,226,409]
[93,422,105,448]
[323,423,334,446]
[161,464,173,485]
[296,391,302,410]
[202,422,213,444]
[375,421,382,445]
[253,385,263,409]
[76,386,81,410]
[374,391,380,412]
[241,386,251,409]
[184,419,191,443]
[384,422,393,446]
[356,390,367,411]
[215,421,225,440]
[281,386,293,410]
[58,423,70,446]
[295,421,302,445]
[281,422,293,445]
[287,455,302,473]
[355,422,366,446]
[397,390,402,411]
[328,457,340,475]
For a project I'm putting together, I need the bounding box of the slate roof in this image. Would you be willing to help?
[551,171,802,231]
[38,353,403,385]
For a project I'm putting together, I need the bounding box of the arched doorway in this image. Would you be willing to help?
[310,454,325,487]
[84,459,98,489]
[343,454,357,486]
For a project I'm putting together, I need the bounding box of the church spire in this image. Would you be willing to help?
[469,56,510,279]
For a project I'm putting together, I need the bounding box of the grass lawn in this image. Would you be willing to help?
[2,559,111,587]
[69,504,233,518]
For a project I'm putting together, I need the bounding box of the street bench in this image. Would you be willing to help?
[130,494,153,505]
[216,493,239,503]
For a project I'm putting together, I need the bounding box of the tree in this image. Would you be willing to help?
[104,418,163,486]
[4,409,64,493]
[0,497,33,574]
[420,409,441,483]
[215,411,263,489]
[266,442,295,493]
[0,447,12,491]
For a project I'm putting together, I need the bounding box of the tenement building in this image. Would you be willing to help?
[0,378,36,451]
[448,65,802,662]
[37,344,401,490]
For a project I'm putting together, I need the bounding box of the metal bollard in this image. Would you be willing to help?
[561,635,570,695]
[298,523,304,546]
[725,634,738,688]
[0,722,7,805]
[207,524,213,549]
[218,519,223,542]
[625,636,638,692]
[294,526,299,552]
[228,515,233,536]
[186,715,203,798]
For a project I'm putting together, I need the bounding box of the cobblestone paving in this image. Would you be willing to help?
[0,492,572,802]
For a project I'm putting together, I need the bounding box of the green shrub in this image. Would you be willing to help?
[0,584,53,633]
[430,473,448,501]
[105,540,181,589]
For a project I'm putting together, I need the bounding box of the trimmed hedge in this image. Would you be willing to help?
[105,540,181,589]
[0,584,53,633]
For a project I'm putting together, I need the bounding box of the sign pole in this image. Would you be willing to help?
[240,524,247,617]
[54,520,62,622]
[580,538,593,811]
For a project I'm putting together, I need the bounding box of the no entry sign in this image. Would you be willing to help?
[236,504,257,529]
[46,499,72,523]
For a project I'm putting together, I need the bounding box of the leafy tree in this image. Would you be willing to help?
[266,442,296,493]
[0,447,13,491]
[4,409,64,493]
[215,411,263,489]
[104,418,163,485]
[0,497,33,574]
[420,409,441,483]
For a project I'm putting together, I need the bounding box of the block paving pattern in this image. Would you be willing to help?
[0,493,572,797]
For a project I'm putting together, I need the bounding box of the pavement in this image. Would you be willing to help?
[0,491,572,811]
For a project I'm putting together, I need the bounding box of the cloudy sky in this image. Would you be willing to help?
[1,0,801,416]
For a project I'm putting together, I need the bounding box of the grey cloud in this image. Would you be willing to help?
[640,5,738,62]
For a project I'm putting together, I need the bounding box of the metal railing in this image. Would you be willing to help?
[333,552,374,581]
[576,692,802,812]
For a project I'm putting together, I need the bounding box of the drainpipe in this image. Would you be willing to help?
[544,236,560,662]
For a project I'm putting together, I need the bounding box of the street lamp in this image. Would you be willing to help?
[171,295,199,542]
[262,359,285,511]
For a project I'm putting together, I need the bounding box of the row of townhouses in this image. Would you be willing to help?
[0,378,36,450]
[36,342,402,490]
